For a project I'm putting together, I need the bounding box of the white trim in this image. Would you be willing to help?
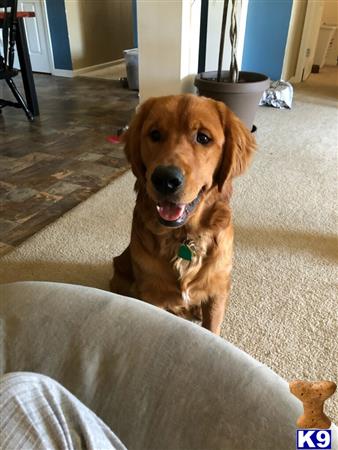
[281,0,298,81]
[237,0,249,70]
[39,0,54,73]
[51,68,74,78]
[293,1,324,83]
[180,0,201,93]
[41,0,56,72]
[72,59,124,77]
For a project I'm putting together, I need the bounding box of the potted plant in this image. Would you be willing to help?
[194,0,270,131]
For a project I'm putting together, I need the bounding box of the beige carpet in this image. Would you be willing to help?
[1,67,337,421]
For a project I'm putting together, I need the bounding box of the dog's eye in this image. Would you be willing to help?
[196,132,211,145]
[149,129,161,142]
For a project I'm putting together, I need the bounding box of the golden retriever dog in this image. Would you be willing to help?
[110,94,255,335]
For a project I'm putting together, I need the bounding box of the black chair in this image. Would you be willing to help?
[0,0,33,120]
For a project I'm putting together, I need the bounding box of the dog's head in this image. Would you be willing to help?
[123,94,255,228]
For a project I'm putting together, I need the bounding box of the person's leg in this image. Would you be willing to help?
[0,372,127,450]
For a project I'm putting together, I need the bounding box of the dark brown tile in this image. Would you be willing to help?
[98,154,129,169]
[54,160,122,188]
[0,155,34,175]
[0,180,16,196]
[46,181,81,196]
[2,186,39,203]
[0,219,18,236]
[2,187,96,247]
[0,73,138,250]
[0,195,52,224]
[0,242,15,256]
[75,152,103,162]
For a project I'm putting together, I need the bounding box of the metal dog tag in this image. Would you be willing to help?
[178,243,193,261]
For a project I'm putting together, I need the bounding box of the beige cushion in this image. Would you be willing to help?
[1,281,336,450]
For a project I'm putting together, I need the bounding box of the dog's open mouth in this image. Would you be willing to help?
[156,190,203,227]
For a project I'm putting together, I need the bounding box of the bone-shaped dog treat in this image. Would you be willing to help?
[289,380,337,429]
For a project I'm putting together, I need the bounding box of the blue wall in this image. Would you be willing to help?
[45,0,72,70]
[242,0,293,80]
[132,0,138,48]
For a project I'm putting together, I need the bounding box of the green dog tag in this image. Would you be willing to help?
[178,244,193,261]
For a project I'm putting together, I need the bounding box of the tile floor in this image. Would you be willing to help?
[0,74,138,255]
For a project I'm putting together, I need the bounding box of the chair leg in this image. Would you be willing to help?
[5,78,34,121]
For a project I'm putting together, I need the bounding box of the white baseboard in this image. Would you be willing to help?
[50,59,125,79]
[73,59,124,77]
[52,69,74,78]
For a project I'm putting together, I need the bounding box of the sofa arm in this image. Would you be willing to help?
[1,281,335,450]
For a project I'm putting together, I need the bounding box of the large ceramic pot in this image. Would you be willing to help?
[195,71,270,130]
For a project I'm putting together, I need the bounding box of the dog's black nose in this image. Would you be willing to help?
[151,165,184,195]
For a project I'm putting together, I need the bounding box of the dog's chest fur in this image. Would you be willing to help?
[134,187,233,305]
[160,230,214,298]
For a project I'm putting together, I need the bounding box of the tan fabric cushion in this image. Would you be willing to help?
[1,281,336,450]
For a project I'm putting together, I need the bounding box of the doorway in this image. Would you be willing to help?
[293,0,324,82]
[294,65,338,107]
[16,0,53,73]
[283,0,337,84]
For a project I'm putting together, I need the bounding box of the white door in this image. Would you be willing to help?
[15,0,52,73]
[294,0,324,82]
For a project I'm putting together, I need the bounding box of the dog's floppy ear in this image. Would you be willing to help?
[216,103,256,192]
[122,98,155,181]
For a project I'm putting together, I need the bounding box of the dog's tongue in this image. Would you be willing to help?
[157,202,185,221]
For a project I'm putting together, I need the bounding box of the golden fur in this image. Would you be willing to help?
[110,94,255,335]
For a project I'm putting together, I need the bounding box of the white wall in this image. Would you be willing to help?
[137,0,201,102]
[284,0,337,80]
[322,0,338,25]
[65,0,133,71]
[282,0,307,81]
[321,0,338,65]
[299,0,324,80]
[284,0,325,82]
[205,0,248,73]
